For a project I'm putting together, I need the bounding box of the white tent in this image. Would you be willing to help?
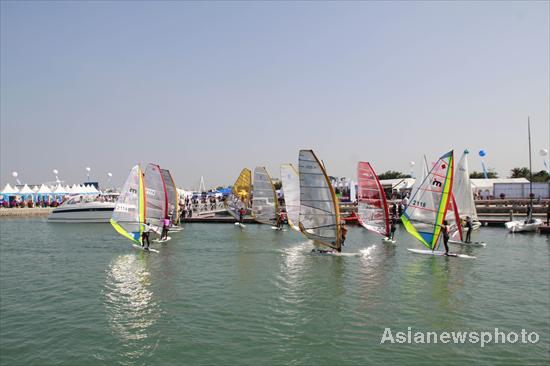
[19,184,35,195]
[1,183,19,195]
[53,184,68,195]
[64,184,71,192]
[470,178,529,196]
[88,185,99,194]
[32,185,40,193]
[37,184,53,194]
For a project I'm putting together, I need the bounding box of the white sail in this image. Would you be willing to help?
[298,150,341,250]
[144,163,168,231]
[252,167,278,225]
[110,165,145,244]
[453,150,479,224]
[280,163,300,231]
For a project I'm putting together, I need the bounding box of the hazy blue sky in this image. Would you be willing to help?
[1,1,549,189]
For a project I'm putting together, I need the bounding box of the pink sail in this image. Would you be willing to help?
[357,162,390,237]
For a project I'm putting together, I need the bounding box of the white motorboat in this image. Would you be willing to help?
[505,218,543,233]
[48,194,118,223]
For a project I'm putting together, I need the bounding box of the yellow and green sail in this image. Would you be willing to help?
[226,168,252,219]
[401,151,454,250]
[110,165,146,244]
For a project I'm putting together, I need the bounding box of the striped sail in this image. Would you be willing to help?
[298,150,341,250]
[357,162,390,237]
[144,163,168,231]
[110,165,145,244]
[401,151,454,250]
[226,168,251,220]
[280,163,300,231]
[160,168,179,224]
[252,167,278,225]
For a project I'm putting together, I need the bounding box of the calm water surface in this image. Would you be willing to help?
[1,218,548,365]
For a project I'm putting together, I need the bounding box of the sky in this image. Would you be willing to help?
[1,1,549,189]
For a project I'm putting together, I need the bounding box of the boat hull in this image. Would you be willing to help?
[505,219,543,233]
[48,203,115,223]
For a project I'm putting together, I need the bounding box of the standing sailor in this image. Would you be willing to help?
[238,207,246,225]
[161,216,170,240]
[465,216,473,243]
[142,222,151,250]
[440,220,450,255]
[389,216,397,240]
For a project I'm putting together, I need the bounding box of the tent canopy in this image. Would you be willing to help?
[1,183,19,195]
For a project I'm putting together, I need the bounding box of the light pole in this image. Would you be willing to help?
[12,171,21,185]
[86,167,91,182]
[53,169,60,184]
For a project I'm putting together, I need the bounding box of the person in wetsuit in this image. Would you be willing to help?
[440,220,450,255]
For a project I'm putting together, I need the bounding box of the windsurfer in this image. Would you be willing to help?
[465,216,473,243]
[276,211,285,229]
[339,222,348,252]
[389,216,397,240]
[142,222,151,250]
[161,216,170,240]
[238,207,246,224]
[440,220,450,255]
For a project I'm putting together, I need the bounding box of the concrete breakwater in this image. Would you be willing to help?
[0,208,53,217]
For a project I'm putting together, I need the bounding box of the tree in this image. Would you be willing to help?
[532,170,549,182]
[378,171,411,180]
[469,171,498,179]
[509,167,530,179]
[508,168,549,181]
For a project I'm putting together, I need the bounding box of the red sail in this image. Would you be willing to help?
[357,162,390,237]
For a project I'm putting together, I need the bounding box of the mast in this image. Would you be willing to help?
[528,117,533,220]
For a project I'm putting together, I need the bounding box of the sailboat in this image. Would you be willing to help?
[226,168,252,227]
[505,118,543,232]
[357,162,392,242]
[252,167,279,226]
[298,150,343,253]
[144,163,170,240]
[160,168,182,231]
[402,151,475,258]
[280,163,300,231]
[110,165,159,253]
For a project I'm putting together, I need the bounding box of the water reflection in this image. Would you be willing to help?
[103,253,161,363]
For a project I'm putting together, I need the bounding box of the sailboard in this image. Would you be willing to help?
[298,150,342,252]
[144,163,169,233]
[401,151,454,252]
[448,239,486,247]
[252,167,278,225]
[357,162,390,238]
[132,244,159,253]
[226,168,252,220]
[110,165,146,245]
[407,248,476,259]
[280,163,300,231]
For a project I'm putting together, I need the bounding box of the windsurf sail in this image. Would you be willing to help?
[453,149,479,225]
[280,163,300,231]
[144,163,168,231]
[160,168,179,224]
[401,151,454,250]
[252,167,278,225]
[298,150,342,251]
[357,162,390,237]
[226,168,252,220]
[110,165,146,244]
